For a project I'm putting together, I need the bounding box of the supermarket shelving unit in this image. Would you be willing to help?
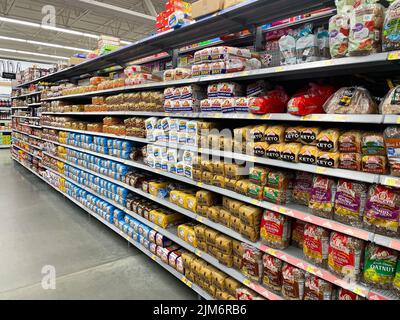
[11,0,400,301]
[0,94,12,149]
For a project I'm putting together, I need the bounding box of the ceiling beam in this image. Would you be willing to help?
[143,0,157,17]
[57,0,156,23]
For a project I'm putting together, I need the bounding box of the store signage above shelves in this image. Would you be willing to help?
[1,72,16,80]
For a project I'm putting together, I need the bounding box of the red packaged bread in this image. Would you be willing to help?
[287,83,336,116]
[304,274,333,300]
[303,224,330,267]
[260,210,292,250]
[281,263,305,300]
[262,253,283,293]
[249,86,289,114]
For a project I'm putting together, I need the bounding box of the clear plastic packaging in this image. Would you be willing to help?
[379,86,400,114]
[323,86,378,114]
[382,0,400,52]
[384,126,400,176]
[260,210,291,249]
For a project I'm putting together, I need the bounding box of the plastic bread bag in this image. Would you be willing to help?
[383,0,400,52]
[303,223,330,267]
[384,126,400,176]
[292,171,314,206]
[260,210,292,249]
[309,175,337,219]
[394,260,400,297]
[262,254,283,293]
[298,145,318,165]
[296,24,319,64]
[317,28,330,60]
[363,243,398,290]
[279,33,297,65]
[329,10,351,58]
[304,274,333,300]
[281,263,305,300]
[379,85,400,114]
[364,184,400,237]
[249,86,289,115]
[334,179,368,227]
[323,87,378,114]
[348,1,384,56]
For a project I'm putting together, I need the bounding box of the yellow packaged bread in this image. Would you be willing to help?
[264,125,286,144]
[225,278,241,297]
[223,197,244,216]
[230,216,242,233]
[235,179,251,195]
[194,224,207,242]
[201,171,214,184]
[208,206,223,222]
[193,169,203,181]
[239,205,263,227]
[280,143,302,163]
[225,178,239,191]
[148,181,168,196]
[252,142,270,157]
[316,129,341,152]
[207,245,219,257]
[212,175,226,188]
[187,228,198,248]
[266,143,283,160]
[300,127,321,145]
[197,240,207,252]
[196,205,210,217]
[213,161,225,175]
[233,140,247,154]
[201,159,214,173]
[215,234,233,255]
[218,208,232,227]
[150,210,184,229]
[212,271,229,291]
[215,251,234,268]
[196,190,218,206]
[234,126,253,142]
[317,151,340,168]
[233,255,242,270]
[205,228,220,246]
[232,239,244,256]
[250,125,269,142]
[285,126,303,143]
[170,190,183,205]
[225,163,248,179]
[298,145,319,165]
[177,223,191,242]
[240,224,260,242]
[184,194,197,212]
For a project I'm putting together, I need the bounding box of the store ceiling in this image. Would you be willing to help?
[0,0,184,64]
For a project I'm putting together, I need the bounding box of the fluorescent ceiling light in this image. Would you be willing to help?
[0,17,133,45]
[0,35,91,52]
[0,48,69,60]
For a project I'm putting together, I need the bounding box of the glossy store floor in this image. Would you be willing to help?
[0,150,196,300]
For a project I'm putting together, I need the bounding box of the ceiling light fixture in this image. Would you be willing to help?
[0,48,69,60]
[0,35,91,52]
[0,17,134,45]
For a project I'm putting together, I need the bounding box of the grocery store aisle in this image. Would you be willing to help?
[0,150,196,300]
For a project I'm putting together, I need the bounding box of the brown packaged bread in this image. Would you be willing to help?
[230,216,242,233]
[362,155,387,174]
[240,224,260,242]
[380,86,400,114]
[223,197,244,217]
[205,228,220,246]
[239,205,263,227]
[216,251,234,268]
[212,270,228,291]
[262,254,283,293]
[212,175,226,188]
[303,224,330,267]
[202,171,214,184]
[240,244,263,282]
[194,224,207,242]
[233,255,242,270]
[197,240,207,252]
[232,240,244,257]
[339,131,362,153]
[334,179,368,227]
[225,163,248,179]
[291,220,306,249]
[304,274,333,300]
[323,87,378,114]
[339,153,362,171]
[196,205,210,217]
[193,169,203,181]
[213,161,225,175]
[384,126,400,176]
[327,232,364,281]
[361,132,386,156]
[260,210,291,250]
[225,178,239,191]
[292,171,314,206]
[282,263,305,300]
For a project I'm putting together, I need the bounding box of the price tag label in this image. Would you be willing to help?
[154,226,159,231]
[126,236,130,241]
[384,177,400,187]
[151,254,157,261]
[197,216,204,223]
[181,276,187,284]
[242,279,251,286]
[197,182,203,187]
[251,199,259,206]
[186,280,192,288]
[262,114,271,120]
[195,249,202,257]
[275,66,285,73]
[353,286,365,296]
[396,117,400,124]
[316,167,327,175]
[388,51,400,60]
[306,266,316,273]
[278,207,286,214]
[324,60,335,66]
[333,115,346,122]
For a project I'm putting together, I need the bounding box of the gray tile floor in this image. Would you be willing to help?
[0,150,196,300]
